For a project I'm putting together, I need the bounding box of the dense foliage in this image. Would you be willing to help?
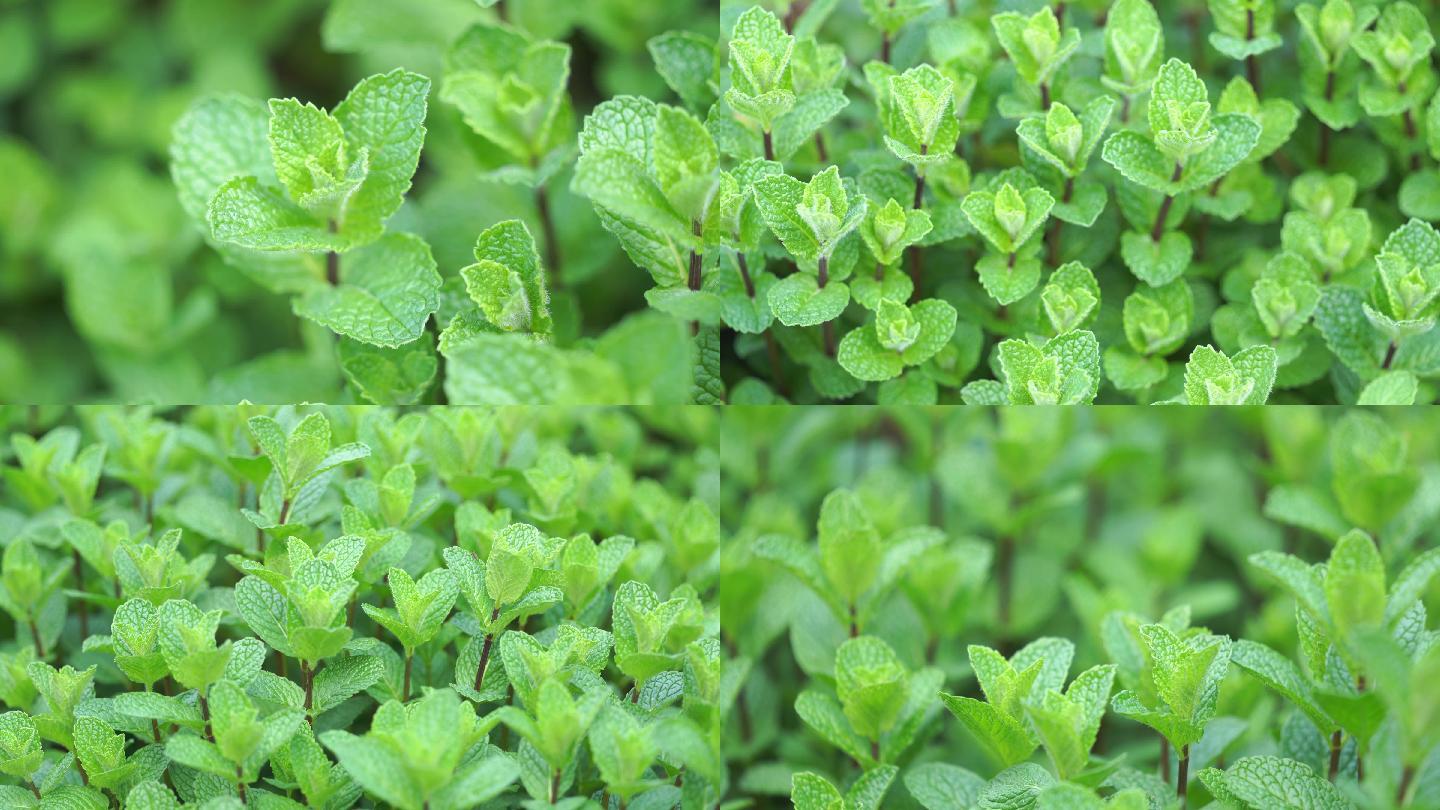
[722,407,1440,807]
[706,0,1440,404]
[0,0,710,404]
[0,405,721,808]
[17,0,1440,404]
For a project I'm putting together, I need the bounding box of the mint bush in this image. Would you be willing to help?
[13,0,1440,403]
[724,406,1440,808]
[0,404,719,807]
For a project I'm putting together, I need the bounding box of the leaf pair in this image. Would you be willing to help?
[941,638,1115,779]
[320,688,518,810]
[172,72,441,347]
[1110,624,1232,750]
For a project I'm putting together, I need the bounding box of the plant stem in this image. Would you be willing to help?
[1160,736,1171,784]
[474,606,502,691]
[73,549,87,639]
[996,535,1014,632]
[1356,676,1367,781]
[236,768,247,803]
[909,155,927,301]
[1382,340,1398,369]
[1120,94,1131,123]
[1398,763,1415,805]
[848,603,859,637]
[688,220,703,291]
[1403,107,1423,171]
[1177,744,1190,806]
[302,660,316,720]
[1328,730,1342,781]
[278,498,291,525]
[1047,176,1073,266]
[199,692,213,741]
[736,251,757,298]
[549,768,561,803]
[1244,10,1260,94]
[28,780,40,799]
[815,131,829,162]
[737,252,789,397]
[818,255,836,357]
[1039,81,1050,110]
[1318,71,1336,167]
[326,219,340,286]
[403,651,413,701]
[870,738,881,762]
[763,129,775,161]
[1151,163,1184,241]
[880,31,891,64]
[28,617,44,659]
[535,181,563,290]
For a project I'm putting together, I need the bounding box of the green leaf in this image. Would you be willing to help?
[939,693,1038,768]
[1197,756,1349,810]
[461,219,552,337]
[1182,344,1277,405]
[977,253,1043,307]
[312,655,384,715]
[332,69,430,242]
[768,274,849,328]
[648,31,718,112]
[860,198,931,267]
[1324,530,1386,642]
[164,734,234,779]
[991,8,1080,87]
[996,331,1101,404]
[1104,0,1165,93]
[338,332,438,405]
[838,299,956,382]
[1042,262,1100,333]
[962,183,1053,255]
[904,762,986,810]
[208,176,345,252]
[791,771,844,810]
[170,95,274,229]
[835,636,908,741]
[1231,640,1335,734]
[319,729,416,810]
[267,98,351,207]
[1120,231,1192,287]
[883,64,960,160]
[294,232,442,347]
[1101,130,1175,195]
[441,334,626,405]
[1122,279,1192,356]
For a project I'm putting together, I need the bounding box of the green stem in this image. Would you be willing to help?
[403,651,413,702]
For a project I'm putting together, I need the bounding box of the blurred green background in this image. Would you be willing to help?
[0,0,708,404]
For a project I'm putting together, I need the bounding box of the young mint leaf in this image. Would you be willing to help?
[1182,344,1277,405]
[996,330,1101,404]
[293,232,441,348]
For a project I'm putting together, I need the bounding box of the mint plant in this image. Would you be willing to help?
[16,0,1440,402]
[725,406,1440,809]
[0,404,719,808]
